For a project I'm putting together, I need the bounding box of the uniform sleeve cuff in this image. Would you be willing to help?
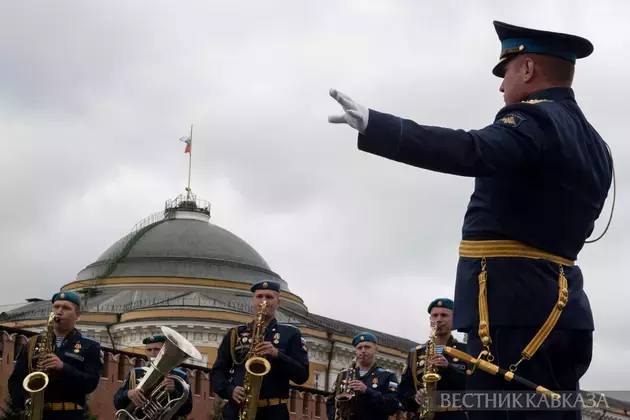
[225,384,236,402]
[357,109,403,157]
[363,387,378,399]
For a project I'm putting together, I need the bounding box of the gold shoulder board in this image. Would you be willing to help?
[521,99,554,104]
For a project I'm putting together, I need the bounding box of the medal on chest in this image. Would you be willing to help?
[236,332,252,354]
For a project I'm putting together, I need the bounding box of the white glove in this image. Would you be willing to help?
[328,88,369,134]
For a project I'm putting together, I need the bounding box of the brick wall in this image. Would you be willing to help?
[0,329,413,419]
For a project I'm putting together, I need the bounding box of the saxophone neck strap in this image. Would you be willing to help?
[334,371,342,395]
[26,335,39,374]
[410,349,419,391]
[229,328,239,365]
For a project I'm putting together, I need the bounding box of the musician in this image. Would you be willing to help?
[7,291,103,419]
[328,20,612,420]
[210,280,310,420]
[398,298,467,420]
[113,334,193,419]
[325,332,400,420]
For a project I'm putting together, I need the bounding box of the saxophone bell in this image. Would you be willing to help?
[333,358,357,420]
[22,372,49,394]
[334,357,357,403]
[244,355,271,377]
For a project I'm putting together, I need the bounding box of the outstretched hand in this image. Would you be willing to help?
[328,89,369,134]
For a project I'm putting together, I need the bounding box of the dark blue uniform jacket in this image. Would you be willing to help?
[114,366,193,417]
[8,329,103,411]
[325,364,399,420]
[357,87,613,331]
[210,318,310,404]
[398,336,468,419]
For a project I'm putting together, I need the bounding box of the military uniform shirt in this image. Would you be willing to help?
[357,87,613,331]
[325,364,399,420]
[114,366,193,418]
[8,329,103,413]
[210,318,310,403]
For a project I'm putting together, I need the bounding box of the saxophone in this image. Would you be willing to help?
[22,312,57,420]
[334,357,357,420]
[417,324,441,420]
[239,300,271,420]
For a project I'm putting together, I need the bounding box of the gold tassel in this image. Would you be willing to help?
[477,258,492,348]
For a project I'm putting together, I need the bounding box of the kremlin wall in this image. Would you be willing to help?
[0,192,628,419]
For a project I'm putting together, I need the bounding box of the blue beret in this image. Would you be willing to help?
[492,20,594,77]
[143,334,166,345]
[428,298,453,313]
[352,332,377,347]
[250,281,280,293]
[52,291,81,307]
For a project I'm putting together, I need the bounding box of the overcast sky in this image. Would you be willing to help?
[1,1,628,390]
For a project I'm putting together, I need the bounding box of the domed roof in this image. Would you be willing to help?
[96,219,272,271]
[75,195,289,292]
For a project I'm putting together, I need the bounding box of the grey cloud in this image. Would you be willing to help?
[1,0,628,392]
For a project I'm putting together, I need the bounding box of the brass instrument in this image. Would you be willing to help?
[116,326,203,420]
[239,300,272,420]
[22,312,56,420]
[334,357,357,420]
[417,324,441,420]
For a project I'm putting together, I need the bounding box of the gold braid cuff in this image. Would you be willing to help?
[459,240,573,370]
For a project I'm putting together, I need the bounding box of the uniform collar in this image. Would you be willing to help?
[524,86,575,102]
[247,317,278,332]
[356,363,379,378]
[61,328,81,343]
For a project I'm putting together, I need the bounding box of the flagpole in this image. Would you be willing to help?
[187,124,193,199]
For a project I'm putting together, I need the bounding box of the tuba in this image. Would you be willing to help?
[417,324,441,420]
[239,300,272,420]
[116,326,202,420]
[333,357,357,420]
[22,312,56,420]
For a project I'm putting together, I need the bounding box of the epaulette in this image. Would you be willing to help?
[416,344,424,350]
[521,99,553,104]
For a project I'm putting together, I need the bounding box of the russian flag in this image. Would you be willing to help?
[179,135,191,154]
